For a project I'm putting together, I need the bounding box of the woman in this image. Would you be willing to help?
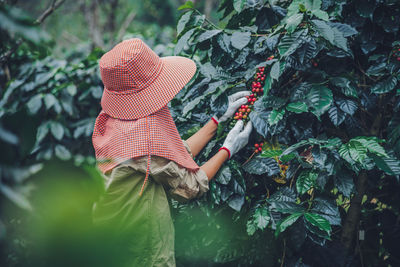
[91,38,252,266]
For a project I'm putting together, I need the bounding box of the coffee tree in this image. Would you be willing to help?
[172,0,400,265]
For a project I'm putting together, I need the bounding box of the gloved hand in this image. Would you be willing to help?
[220,120,253,159]
[212,91,251,124]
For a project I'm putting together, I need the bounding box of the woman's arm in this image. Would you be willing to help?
[185,119,218,157]
[200,120,252,181]
[200,149,229,181]
[185,91,251,157]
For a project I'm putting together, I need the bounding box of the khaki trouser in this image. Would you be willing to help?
[92,165,176,267]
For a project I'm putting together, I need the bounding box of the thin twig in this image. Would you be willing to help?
[242,151,256,166]
[280,238,286,267]
[35,0,65,24]
[116,10,136,44]
[251,33,269,37]
[194,9,222,30]
[353,60,377,82]
[0,0,65,64]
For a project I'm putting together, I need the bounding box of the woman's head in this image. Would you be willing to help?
[99,38,196,120]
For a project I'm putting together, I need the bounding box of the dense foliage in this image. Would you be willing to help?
[172,0,400,266]
[1,0,400,266]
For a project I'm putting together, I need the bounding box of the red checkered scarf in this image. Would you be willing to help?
[92,105,200,189]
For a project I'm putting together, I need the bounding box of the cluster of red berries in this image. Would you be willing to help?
[391,46,400,61]
[254,142,264,153]
[229,66,267,127]
[234,104,251,120]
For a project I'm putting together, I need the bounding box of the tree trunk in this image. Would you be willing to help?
[83,0,104,49]
[204,0,215,19]
[341,170,368,252]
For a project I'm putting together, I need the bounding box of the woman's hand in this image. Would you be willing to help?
[213,91,251,124]
[200,120,252,180]
[220,120,252,159]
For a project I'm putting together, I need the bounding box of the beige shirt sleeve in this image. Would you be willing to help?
[120,140,209,202]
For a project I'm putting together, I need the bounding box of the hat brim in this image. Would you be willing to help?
[101,56,196,120]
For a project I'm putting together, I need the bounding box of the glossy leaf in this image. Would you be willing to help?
[243,157,280,176]
[304,213,331,233]
[370,76,397,94]
[275,213,303,237]
[231,31,251,50]
[296,170,318,195]
[307,85,333,118]
[286,102,308,113]
[268,109,285,125]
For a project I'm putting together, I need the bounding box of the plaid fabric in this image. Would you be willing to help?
[93,106,199,174]
[99,38,196,120]
[92,38,199,175]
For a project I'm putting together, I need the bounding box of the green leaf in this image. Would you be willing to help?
[55,145,71,160]
[348,141,367,162]
[275,213,303,237]
[216,165,232,185]
[278,29,306,57]
[176,10,193,36]
[197,29,222,43]
[311,198,341,226]
[243,157,280,176]
[329,22,357,37]
[263,73,272,95]
[247,205,272,235]
[287,0,303,16]
[286,102,308,113]
[50,121,64,140]
[249,108,269,138]
[174,28,195,55]
[312,19,334,44]
[246,220,257,236]
[307,85,333,118]
[304,0,322,11]
[260,149,283,158]
[370,76,397,94]
[372,154,400,175]
[178,1,194,11]
[331,27,349,51]
[26,94,42,114]
[36,122,49,143]
[330,77,358,98]
[231,31,251,50]
[328,105,346,126]
[334,170,354,198]
[44,94,57,110]
[0,126,18,145]
[296,170,318,195]
[268,109,285,125]
[270,61,281,81]
[217,33,231,53]
[336,99,358,115]
[0,184,32,211]
[285,13,304,34]
[228,195,244,211]
[304,213,332,234]
[233,0,246,13]
[312,9,329,21]
[353,137,387,157]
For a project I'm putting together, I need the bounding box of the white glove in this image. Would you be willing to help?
[213,91,251,123]
[220,120,253,159]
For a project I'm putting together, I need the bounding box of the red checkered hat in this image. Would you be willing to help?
[92,39,200,193]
